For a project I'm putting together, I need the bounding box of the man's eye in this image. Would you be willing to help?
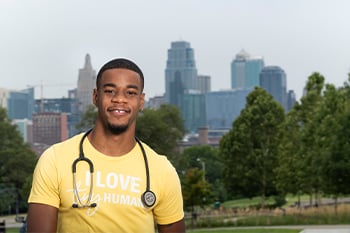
[104,89,114,94]
[127,91,137,96]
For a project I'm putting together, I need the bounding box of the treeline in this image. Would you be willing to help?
[220,72,350,207]
[0,108,37,215]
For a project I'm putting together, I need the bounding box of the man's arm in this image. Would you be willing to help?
[157,218,185,233]
[26,203,58,233]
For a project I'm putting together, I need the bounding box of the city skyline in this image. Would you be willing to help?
[1,0,350,101]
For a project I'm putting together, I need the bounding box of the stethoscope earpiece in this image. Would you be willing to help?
[90,203,97,208]
[72,203,97,208]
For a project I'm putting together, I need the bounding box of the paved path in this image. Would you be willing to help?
[0,215,25,228]
[300,225,350,233]
[302,230,350,233]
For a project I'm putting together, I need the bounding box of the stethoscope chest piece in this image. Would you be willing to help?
[141,190,156,208]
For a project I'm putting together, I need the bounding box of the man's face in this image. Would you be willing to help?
[93,68,145,134]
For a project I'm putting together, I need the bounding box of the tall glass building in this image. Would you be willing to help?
[12,119,32,143]
[259,66,287,110]
[198,75,211,94]
[7,87,35,120]
[182,93,206,133]
[165,41,198,108]
[287,90,296,111]
[206,88,252,129]
[231,50,264,89]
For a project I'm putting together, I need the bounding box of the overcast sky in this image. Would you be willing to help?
[1,0,349,101]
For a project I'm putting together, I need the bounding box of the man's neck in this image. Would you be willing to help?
[87,127,136,157]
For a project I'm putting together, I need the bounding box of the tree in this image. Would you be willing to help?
[182,168,213,213]
[275,104,304,198]
[181,145,226,201]
[276,72,326,206]
[316,82,350,208]
[220,87,285,206]
[300,73,325,202]
[0,107,37,213]
[136,104,185,164]
[75,105,97,132]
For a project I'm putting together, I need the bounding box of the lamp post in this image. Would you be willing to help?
[196,158,205,181]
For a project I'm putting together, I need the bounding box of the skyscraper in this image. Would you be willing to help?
[231,50,264,89]
[7,87,35,120]
[182,93,206,133]
[206,89,252,129]
[259,66,287,110]
[12,119,33,143]
[165,41,198,108]
[0,88,9,108]
[287,90,296,111]
[198,75,211,94]
[76,54,96,113]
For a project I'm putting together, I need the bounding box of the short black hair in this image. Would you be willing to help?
[96,58,144,91]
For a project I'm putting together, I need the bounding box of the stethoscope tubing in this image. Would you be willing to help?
[71,129,155,208]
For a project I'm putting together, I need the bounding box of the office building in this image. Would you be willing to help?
[76,54,96,113]
[0,88,9,108]
[231,50,264,89]
[179,127,230,151]
[12,119,33,143]
[198,75,211,94]
[145,95,165,110]
[206,88,252,129]
[259,66,287,110]
[34,96,80,137]
[32,112,68,146]
[165,41,198,108]
[7,87,35,120]
[287,90,296,111]
[182,93,206,133]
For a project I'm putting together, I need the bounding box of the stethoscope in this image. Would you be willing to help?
[71,129,156,208]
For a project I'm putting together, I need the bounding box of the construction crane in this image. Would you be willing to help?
[27,81,75,112]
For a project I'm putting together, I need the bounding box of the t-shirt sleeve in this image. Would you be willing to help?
[28,146,61,208]
[153,160,184,225]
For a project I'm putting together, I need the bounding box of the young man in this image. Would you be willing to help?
[27,58,185,233]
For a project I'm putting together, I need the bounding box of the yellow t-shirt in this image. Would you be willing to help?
[28,133,184,233]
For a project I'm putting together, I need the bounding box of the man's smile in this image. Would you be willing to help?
[108,107,130,115]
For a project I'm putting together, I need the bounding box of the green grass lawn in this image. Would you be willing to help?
[6,228,21,233]
[222,196,276,208]
[221,194,310,209]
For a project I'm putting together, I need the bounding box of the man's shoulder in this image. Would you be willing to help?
[54,132,85,147]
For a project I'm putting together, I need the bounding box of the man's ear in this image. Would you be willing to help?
[140,93,145,111]
[93,89,98,107]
